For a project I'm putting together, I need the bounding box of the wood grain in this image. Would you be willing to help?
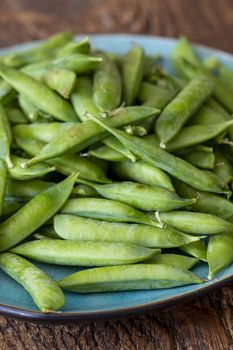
[0,0,233,349]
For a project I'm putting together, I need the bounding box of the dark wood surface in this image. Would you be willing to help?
[0,0,233,349]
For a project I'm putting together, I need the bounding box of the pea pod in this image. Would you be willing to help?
[84,113,224,193]
[71,76,100,121]
[60,198,157,226]
[6,108,28,124]
[122,46,144,105]
[18,93,54,122]
[214,148,233,188]
[0,80,15,104]
[158,211,233,235]
[207,232,233,279]
[2,201,24,218]
[143,253,198,269]
[111,159,174,191]
[0,174,76,251]
[53,53,103,73]
[93,57,122,111]
[155,76,214,146]
[10,239,157,266]
[22,106,159,167]
[188,106,225,125]
[58,264,203,293]
[174,179,233,219]
[56,37,90,57]
[0,253,64,312]
[102,136,136,162]
[138,82,179,108]
[76,179,195,212]
[182,148,215,169]
[71,184,100,198]
[54,214,201,248]
[0,67,78,122]
[89,144,126,162]
[43,68,76,99]
[6,179,53,200]
[180,240,207,262]
[0,160,7,215]
[0,104,12,168]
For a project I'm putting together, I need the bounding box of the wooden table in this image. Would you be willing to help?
[0,0,233,349]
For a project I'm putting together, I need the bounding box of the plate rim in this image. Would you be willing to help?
[0,33,233,322]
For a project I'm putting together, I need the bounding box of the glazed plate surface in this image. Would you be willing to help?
[0,34,233,322]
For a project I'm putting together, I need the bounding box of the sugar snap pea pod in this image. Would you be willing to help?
[10,239,156,266]
[71,76,101,122]
[171,36,200,78]
[54,214,200,247]
[21,60,52,81]
[0,67,78,122]
[138,82,179,108]
[84,113,224,193]
[0,80,15,104]
[158,211,233,235]
[155,76,214,146]
[214,148,233,188]
[207,232,233,279]
[122,46,144,105]
[0,160,7,215]
[13,122,76,143]
[111,160,174,191]
[6,108,28,124]
[180,240,207,262]
[71,184,101,198]
[0,174,76,252]
[76,179,195,212]
[102,136,136,162]
[174,179,233,219]
[8,155,55,181]
[18,93,54,122]
[60,198,158,226]
[0,104,12,168]
[188,106,226,126]
[43,68,76,99]
[2,31,72,68]
[15,136,111,184]
[89,144,126,162]
[1,201,24,218]
[143,253,198,269]
[58,264,203,292]
[56,37,90,57]
[52,54,103,73]
[22,106,159,167]
[0,253,64,312]
[6,179,54,199]
[93,57,122,111]
[182,148,215,169]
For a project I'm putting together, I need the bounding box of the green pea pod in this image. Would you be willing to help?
[174,180,233,219]
[58,264,203,293]
[43,68,76,99]
[10,239,157,266]
[6,108,28,124]
[2,201,24,218]
[214,148,233,188]
[0,160,7,215]
[93,57,122,111]
[2,31,73,68]
[158,211,233,235]
[164,120,233,152]
[53,54,103,73]
[84,113,224,193]
[71,184,100,198]
[89,144,126,162]
[15,136,111,184]
[36,225,60,239]
[138,82,179,108]
[0,80,15,104]
[56,37,90,57]
[102,136,137,162]
[183,149,215,169]
[76,179,195,212]
[207,232,233,279]
[155,76,214,146]
[0,253,64,312]
[71,76,101,122]
[0,104,12,168]
[6,179,54,199]
[111,159,174,192]
[143,253,198,269]
[22,106,159,167]
[21,60,52,81]
[0,174,76,251]
[9,155,55,181]
[60,198,159,226]
[122,46,144,105]
[188,106,226,125]
[54,214,201,247]
[180,240,207,262]
[13,122,77,143]
[0,67,78,122]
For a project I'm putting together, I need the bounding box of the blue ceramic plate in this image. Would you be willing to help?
[0,34,233,323]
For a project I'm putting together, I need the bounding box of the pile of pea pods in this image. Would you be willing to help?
[0,32,232,312]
